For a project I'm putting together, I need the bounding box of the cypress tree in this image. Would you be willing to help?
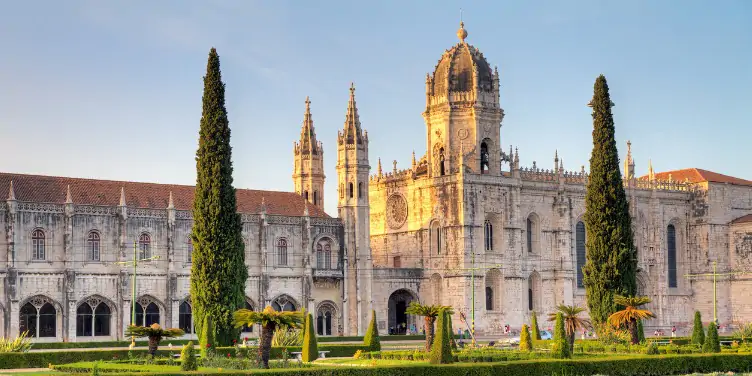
[637,320,646,344]
[553,313,571,359]
[429,310,453,364]
[190,48,248,348]
[180,341,198,371]
[582,75,637,329]
[531,311,541,340]
[446,312,457,350]
[199,315,216,357]
[519,324,532,351]
[363,310,381,352]
[691,311,705,346]
[302,313,318,362]
[703,323,720,353]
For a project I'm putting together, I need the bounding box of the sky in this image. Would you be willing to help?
[0,0,750,216]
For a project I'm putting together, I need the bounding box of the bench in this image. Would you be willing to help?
[290,351,330,360]
[173,353,202,358]
[653,340,670,345]
[721,340,734,346]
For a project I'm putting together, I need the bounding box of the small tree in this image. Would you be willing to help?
[233,306,304,369]
[446,312,457,350]
[703,323,720,353]
[180,341,198,371]
[363,310,381,351]
[531,311,542,340]
[519,324,532,351]
[552,313,571,359]
[200,315,216,357]
[125,324,184,357]
[429,310,453,364]
[548,305,591,353]
[637,320,646,344]
[405,302,453,352]
[692,311,705,346]
[301,313,318,362]
[607,295,655,345]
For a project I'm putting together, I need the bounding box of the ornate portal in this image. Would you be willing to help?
[386,194,408,229]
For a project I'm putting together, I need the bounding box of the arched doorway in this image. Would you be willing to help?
[316,301,338,336]
[388,289,416,335]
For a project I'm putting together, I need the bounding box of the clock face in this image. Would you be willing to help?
[386,194,408,230]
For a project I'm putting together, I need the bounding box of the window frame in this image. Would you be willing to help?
[31,229,46,261]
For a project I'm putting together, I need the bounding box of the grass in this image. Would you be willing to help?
[316,358,426,366]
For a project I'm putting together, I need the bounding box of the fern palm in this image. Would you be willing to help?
[547,305,591,352]
[405,302,453,352]
[233,306,304,368]
[607,295,655,344]
[125,324,184,357]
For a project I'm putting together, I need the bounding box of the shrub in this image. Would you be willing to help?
[0,330,32,353]
[519,324,532,351]
[597,324,630,346]
[692,311,705,346]
[704,323,721,353]
[363,310,381,352]
[180,341,197,371]
[272,327,303,347]
[429,310,452,364]
[552,313,570,359]
[645,342,659,355]
[734,322,752,341]
[531,311,541,340]
[446,311,457,350]
[637,320,646,344]
[199,315,216,358]
[302,313,318,362]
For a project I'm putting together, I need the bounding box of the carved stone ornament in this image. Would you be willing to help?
[386,194,408,229]
[457,128,469,140]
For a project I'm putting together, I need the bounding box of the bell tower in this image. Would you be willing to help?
[293,96,325,208]
[336,83,372,335]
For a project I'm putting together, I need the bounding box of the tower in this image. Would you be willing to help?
[293,96,325,208]
[423,22,504,177]
[336,83,371,335]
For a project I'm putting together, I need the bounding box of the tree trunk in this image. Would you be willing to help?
[629,319,639,345]
[567,330,575,353]
[148,336,161,357]
[424,316,435,352]
[259,323,276,369]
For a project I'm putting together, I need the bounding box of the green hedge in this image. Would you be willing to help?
[31,339,194,350]
[0,349,174,369]
[229,344,368,359]
[50,353,752,376]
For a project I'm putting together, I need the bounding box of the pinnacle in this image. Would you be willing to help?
[7,180,15,201]
[65,185,73,204]
[119,187,126,206]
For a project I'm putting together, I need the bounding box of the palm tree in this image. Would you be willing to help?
[233,306,304,368]
[125,323,184,357]
[607,295,655,344]
[405,302,453,352]
[547,305,591,352]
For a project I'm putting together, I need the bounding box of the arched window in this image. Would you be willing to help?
[339,184,344,198]
[276,238,288,266]
[304,191,309,201]
[138,233,151,260]
[576,221,586,288]
[272,296,296,312]
[526,214,539,254]
[484,220,493,251]
[526,218,533,253]
[88,231,101,261]
[242,301,254,333]
[667,224,677,288]
[485,287,494,311]
[480,142,489,173]
[20,300,56,338]
[439,148,446,176]
[133,301,160,326]
[186,237,193,263]
[316,303,336,336]
[358,182,363,198]
[31,229,45,260]
[179,301,193,334]
[76,300,111,337]
[313,191,318,206]
[430,222,442,255]
[528,272,541,312]
[348,183,354,198]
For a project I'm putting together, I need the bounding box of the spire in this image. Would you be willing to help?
[260,197,267,214]
[624,140,635,180]
[299,96,319,154]
[393,160,398,174]
[303,200,309,217]
[65,185,73,204]
[7,180,15,201]
[119,187,126,206]
[648,159,655,181]
[343,83,363,144]
[457,21,468,43]
[554,150,559,172]
[412,151,417,169]
[377,158,383,179]
[167,191,174,209]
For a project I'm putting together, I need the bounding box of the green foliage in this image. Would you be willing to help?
[233,307,305,332]
[552,313,571,359]
[446,312,456,350]
[180,341,197,371]
[302,313,319,362]
[363,310,381,352]
[582,74,637,328]
[90,360,100,376]
[190,47,248,348]
[645,342,659,355]
[637,320,646,344]
[519,324,532,351]
[125,324,185,340]
[199,315,216,357]
[0,330,32,353]
[406,302,453,352]
[531,311,541,340]
[271,327,303,347]
[597,325,631,346]
[429,310,453,364]
[704,323,721,353]
[692,311,706,346]
[733,322,752,341]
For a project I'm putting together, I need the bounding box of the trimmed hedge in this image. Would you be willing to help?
[51,353,752,376]
[30,339,194,350]
[0,349,174,369]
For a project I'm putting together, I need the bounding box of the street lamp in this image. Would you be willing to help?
[112,241,160,347]
[684,261,750,324]
[450,261,502,346]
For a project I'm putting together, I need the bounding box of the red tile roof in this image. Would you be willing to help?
[731,214,752,225]
[0,172,329,218]
[639,168,752,187]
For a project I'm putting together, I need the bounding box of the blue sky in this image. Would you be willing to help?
[1,0,750,216]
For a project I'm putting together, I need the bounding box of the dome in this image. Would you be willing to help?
[430,22,495,95]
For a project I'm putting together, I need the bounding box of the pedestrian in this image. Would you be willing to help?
[671,325,676,338]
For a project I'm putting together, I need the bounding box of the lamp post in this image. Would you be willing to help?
[113,241,160,347]
[684,261,750,324]
[451,261,502,346]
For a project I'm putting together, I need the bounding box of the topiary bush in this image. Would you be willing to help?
[180,341,197,371]
[446,312,457,350]
[645,342,659,355]
[531,311,541,340]
[302,313,318,362]
[637,320,646,344]
[363,310,381,352]
[200,315,216,358]
[704,323,721,353]
[429,310,453,364]
[552,313,571,359]
[692,311,705,346]
[519,324,532,351]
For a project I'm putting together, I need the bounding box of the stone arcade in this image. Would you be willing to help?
[2,23,752,342]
